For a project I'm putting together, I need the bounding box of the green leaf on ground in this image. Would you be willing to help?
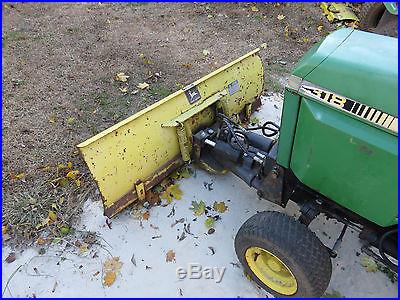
[204,217,215,228]
[360,256,378,272]
[160,184,182,203]
[189,200,206,216]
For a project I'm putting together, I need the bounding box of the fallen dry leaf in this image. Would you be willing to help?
[189,200,206,216]
[103,271,116,286]
[345,20,359,28]
[277,14,285,20]
[179,167,192,179]
[79,242,89,253]
[66,170,79,179]
[119,87,128,93]
[36,237,46,245]
[317,25,324,32]
[75,179,81,187]
[48,210,57,223]
[250,6,259,12]
[160,184,183,203]
[170,166,193,181]
[103,257,123,287]
[284,25,290,37]
[202,49,210,56]
[58,177,69,187]
[139,53,153,65]
[204,217,215,229]
[213,201,228,213]
[40,165,51,172]
[11,172,26,181]
[181,63,192,69]
[115,72,129,82]
[66,117,75,125]
[137,82,149,90]
[36,218,50,230]
[143,211,150,221]
[49,116,56,123]
[166,250,176,262]
[58,162,73,170]
[5,253,16,264]
[260,43,267,49]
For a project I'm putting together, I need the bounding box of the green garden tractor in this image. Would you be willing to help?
[78,28,398,297]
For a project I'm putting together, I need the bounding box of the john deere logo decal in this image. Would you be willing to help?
[184,84,201,104]
[300,85,398,134]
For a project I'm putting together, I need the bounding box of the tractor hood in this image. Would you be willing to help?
[292,28,398,117]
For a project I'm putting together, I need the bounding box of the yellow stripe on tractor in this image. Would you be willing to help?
[77,49,264,217]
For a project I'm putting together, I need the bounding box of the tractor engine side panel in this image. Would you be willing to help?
[290,98,398,227]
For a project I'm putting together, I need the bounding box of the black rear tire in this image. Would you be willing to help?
[235,211,332,297]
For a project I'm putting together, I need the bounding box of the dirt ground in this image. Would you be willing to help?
[2,2,369,244]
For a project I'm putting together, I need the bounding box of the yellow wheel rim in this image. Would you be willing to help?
[245,246,297,295]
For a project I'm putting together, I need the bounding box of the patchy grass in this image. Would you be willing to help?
[265,77,283,93]
[10,79,25,87]
[269,62,289,75]
[3,164,96,247]
[148,85,172,100]
[2,31,26,46]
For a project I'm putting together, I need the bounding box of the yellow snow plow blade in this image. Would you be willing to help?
[77,49,264,217]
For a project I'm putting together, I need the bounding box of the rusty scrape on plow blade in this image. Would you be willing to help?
[77,49,264,217]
